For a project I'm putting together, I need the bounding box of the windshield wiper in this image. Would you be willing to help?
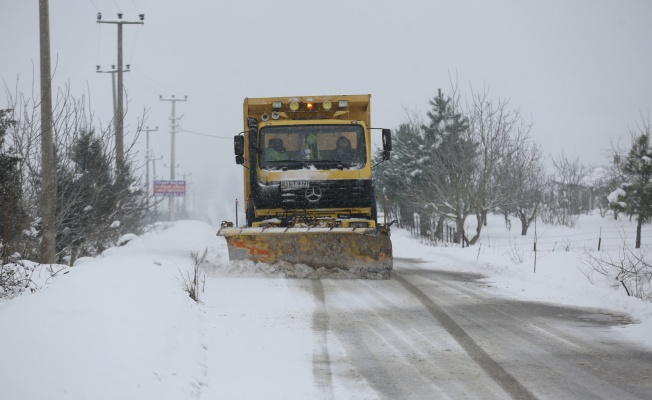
[263,159,355,170]
[262,160,311,170]
[312,159,350,169]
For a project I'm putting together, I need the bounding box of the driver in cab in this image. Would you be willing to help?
[334,136,355,163]
[263,138,288,162]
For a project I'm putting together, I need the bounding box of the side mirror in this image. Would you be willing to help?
[382,129,392,151]
[382,129,392,160]
[234,136,244,165]
[234,135,244,155]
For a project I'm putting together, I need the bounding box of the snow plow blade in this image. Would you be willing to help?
[217,227,392,279]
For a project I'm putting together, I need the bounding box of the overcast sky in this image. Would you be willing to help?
[3,0,652,220]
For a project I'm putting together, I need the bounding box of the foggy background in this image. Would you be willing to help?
[3,0,652,224]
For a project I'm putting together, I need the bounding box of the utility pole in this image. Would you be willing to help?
[39,0,56,263]
[151,155,163,216]
[95,64,130,118]
[180,171,192,216]
[96,12,144,173]
[141,125,158,204]
[159,95,187,221]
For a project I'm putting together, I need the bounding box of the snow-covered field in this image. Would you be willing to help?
[0,212,650,399]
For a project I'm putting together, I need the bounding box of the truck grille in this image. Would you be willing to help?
[258,179,374,209]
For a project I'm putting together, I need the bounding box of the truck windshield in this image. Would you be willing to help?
[259,124,366,170]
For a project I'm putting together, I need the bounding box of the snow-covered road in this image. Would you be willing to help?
[2,220,652,399]
[200,256,652,399]
[304,260,652,399]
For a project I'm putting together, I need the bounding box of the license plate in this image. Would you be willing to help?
[281,180,309,189]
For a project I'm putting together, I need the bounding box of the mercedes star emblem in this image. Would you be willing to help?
[305,186,322,202]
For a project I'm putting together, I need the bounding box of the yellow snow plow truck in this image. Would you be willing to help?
[217,94,393,278]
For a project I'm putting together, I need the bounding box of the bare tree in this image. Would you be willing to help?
[540,152,591,227]
[5,82,148,264]
[507,140,546,235]
[465,88,534,244]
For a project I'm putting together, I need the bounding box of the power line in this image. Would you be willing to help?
[131,0,142,14]
[179,128,231,139]
[127,24,140,64]
[129,67,178,95]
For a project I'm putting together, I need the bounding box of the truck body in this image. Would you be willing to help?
[218,94,393,278]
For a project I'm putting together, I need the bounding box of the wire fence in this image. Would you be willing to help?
[403,215,652,254]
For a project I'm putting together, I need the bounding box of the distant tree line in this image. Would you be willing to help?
[374,87,652,248]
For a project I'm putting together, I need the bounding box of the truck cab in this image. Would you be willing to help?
[234,95,391,229]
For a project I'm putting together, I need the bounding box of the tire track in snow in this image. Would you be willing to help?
[393,272,538,400]
[311,279,334,400]
[321,280,414,400]
[397,265,652,399]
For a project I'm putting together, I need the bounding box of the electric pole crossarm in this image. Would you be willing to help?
[97,21,144,25]
[95,65,130,119]
[96,11,145,25]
